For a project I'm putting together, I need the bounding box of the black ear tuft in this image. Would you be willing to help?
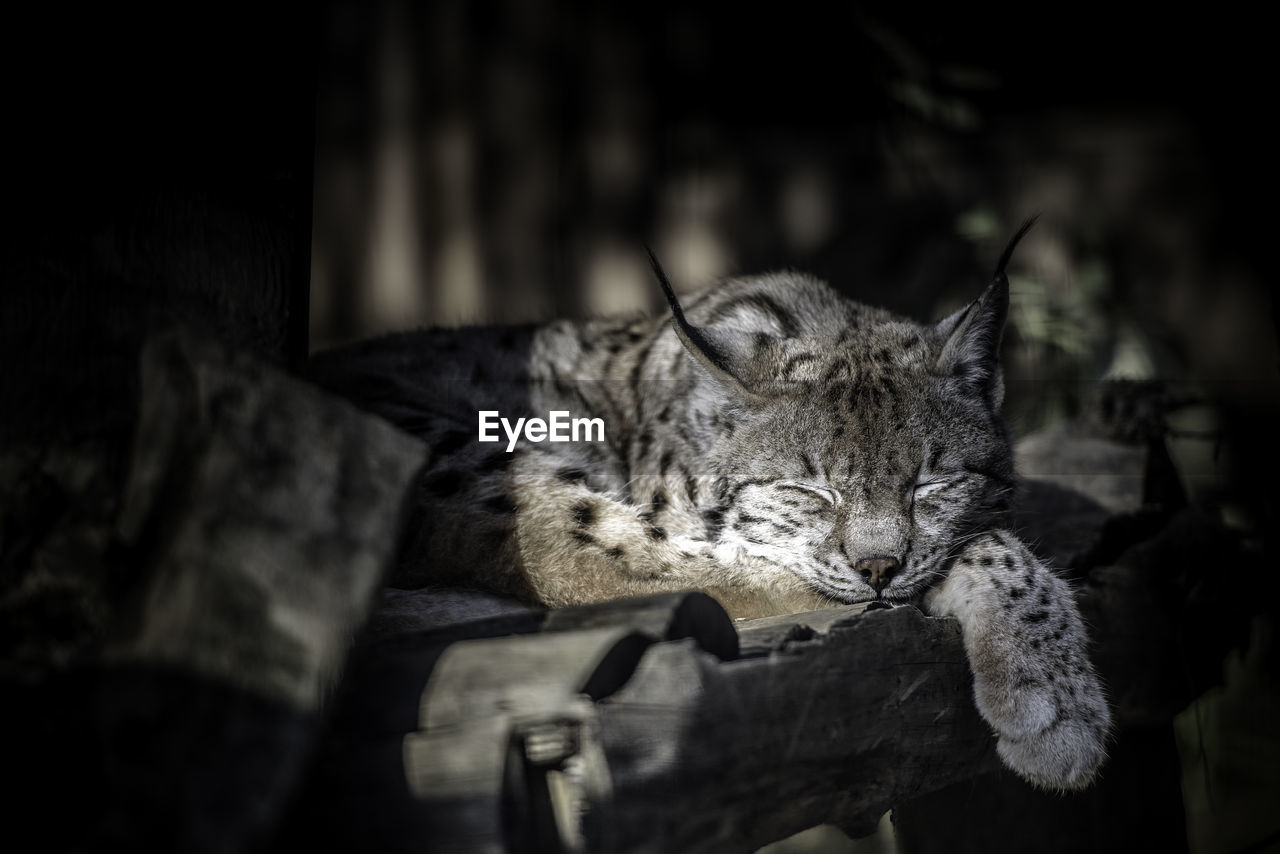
[646,247,761,398]
[646,246,721,367]
[993,215,1038,284]
[935,218,1037,405]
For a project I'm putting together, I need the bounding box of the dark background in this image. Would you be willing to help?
[3,2,1277,852]
[309,1,1278,441]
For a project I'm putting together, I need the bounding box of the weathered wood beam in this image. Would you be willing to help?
[289,522,1204,854]
[288,594,993,853]
[586,603,993,852]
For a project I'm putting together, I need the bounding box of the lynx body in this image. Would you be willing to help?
[311,224,1110,789]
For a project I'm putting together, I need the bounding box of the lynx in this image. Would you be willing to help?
[310,221,1110,789]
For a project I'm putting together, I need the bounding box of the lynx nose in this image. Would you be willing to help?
[854,556,900,593]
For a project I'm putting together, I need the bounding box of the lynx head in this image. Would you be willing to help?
[652,221,1032,604]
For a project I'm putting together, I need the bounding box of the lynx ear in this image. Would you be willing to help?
[935,217,1036,406]
[647,248,762,399]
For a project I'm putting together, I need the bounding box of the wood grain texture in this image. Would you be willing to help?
[587,604,992,852]
[333,597,994,853]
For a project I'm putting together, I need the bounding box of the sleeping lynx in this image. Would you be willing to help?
[310,221,1110,789]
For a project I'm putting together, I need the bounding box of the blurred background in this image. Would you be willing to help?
[307,0,1277,441]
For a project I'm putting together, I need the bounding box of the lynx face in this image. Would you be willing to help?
[701,333,1014,605]
[648,231,1023,607]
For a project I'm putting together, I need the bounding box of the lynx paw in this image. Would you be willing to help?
[972,666,1059,741]
[974,666,1110,789]
[927,530,1112,790]
[994,714,1109,790]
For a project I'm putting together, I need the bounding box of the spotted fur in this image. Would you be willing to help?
[309,221,1110,789]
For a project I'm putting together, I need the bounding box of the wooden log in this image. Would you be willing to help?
[83,327,426,852]
[403,627,652,853]
[109,329,427,709]
[5,321,431,850]
[289,531,1211,854]
[283,598,993,853]
[277,590,740,852]
[585,604,991,852]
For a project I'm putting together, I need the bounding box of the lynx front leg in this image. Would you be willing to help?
[509,453,830,619]
[922,530,1111,790]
